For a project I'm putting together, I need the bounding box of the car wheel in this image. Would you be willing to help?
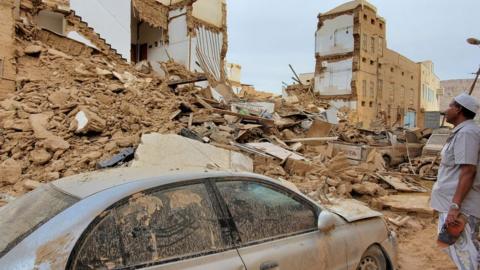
[356,245,387,270]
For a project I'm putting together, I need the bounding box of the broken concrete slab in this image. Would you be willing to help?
[377,194,434,216]
[376,173,428,193]
[131,134,253,172]
[246,142,305,161]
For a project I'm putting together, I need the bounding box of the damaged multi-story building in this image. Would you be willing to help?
[313,0,442,128]
[0,0,229,100]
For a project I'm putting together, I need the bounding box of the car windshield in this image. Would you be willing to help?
[0,184,79,257]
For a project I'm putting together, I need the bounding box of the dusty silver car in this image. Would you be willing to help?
[0,168,397,270]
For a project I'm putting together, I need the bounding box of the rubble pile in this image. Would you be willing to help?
[0,5,434,209]
[0,39,184,195]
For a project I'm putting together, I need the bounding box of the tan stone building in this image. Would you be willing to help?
[417,61,443,125]
[0,0,17,100]
[314,0,441,128]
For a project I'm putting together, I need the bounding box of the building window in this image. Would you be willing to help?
[411,75,414,80]
[363,34,368,51]
[363,14,368,20]
[362,57,367,63]
[371,19,375,25]
[390,67,394,73]
[369,101,373,107]
[400,85,405,105]
[390,82,395,103]
[378,37,384,55]
[378,79,383,99]
[379,23,383,29]
[370,81,375,98]
[362,101,366,107]
[362,80,367,97]
[370,60,374,65]
[371,36,375,53]
[402,72,405,76]
[378,63,382,69]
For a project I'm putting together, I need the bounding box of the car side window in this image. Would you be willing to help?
[216,181,317,245]
[71,183,226,269]
[73,210,124,269]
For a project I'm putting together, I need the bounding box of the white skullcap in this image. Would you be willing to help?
[454,92,479,114]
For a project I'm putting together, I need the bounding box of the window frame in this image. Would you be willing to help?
[211,177,320,248]
[67,179,235,270]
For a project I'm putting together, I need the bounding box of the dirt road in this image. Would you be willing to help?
[397,217,456,270]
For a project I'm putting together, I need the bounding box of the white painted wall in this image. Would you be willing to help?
[166,9,190,68]
[314,59,353,95]
[67,31,97,49]
[329,100,357,110]
[226,63,241,83]
[316,14,354,56]
[70,0,131,60]
[192,0,223,28]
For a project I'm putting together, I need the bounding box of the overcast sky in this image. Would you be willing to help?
[226,0,480,94]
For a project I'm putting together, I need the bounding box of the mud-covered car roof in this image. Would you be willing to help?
[51,168,286,199]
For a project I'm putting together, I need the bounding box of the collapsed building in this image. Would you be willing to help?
[0,0,229,99]
[312,0,443,129]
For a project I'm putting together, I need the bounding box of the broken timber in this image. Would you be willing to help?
[210,108,275,127]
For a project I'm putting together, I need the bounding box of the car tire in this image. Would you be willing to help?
[356,245,387,270]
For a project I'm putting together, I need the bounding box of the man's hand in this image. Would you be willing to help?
[447,208,461,226]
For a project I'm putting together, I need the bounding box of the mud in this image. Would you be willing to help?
[34,234,74,270]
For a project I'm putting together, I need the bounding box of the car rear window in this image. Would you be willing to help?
[0,184,79,257]
[428,134,449,146]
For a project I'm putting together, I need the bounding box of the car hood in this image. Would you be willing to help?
[324,199,383,222]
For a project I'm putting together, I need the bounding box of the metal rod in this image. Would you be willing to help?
[468,66,480,95]
[289,64,303,85]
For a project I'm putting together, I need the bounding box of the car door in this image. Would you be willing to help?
[67,181,245,270]
[213,179,348,270]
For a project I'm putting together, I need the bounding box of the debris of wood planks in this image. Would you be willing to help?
[387,216,411,227]
[284,137,339,144]
[210,108,275,127]
[246,142,305,161]
[231,142,272,158]
[376,173,428,193]
[195,94,214,109]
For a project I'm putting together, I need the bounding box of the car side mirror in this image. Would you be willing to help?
[318,210,336,233]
